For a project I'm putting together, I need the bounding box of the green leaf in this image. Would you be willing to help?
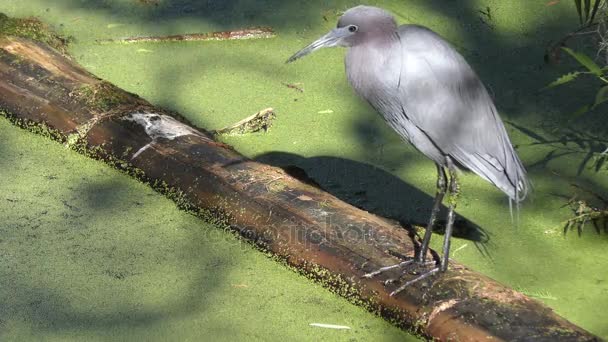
[575,0,583,24]
[508,121,549,143]
[592,85,608,108]
[594,155,606,172]
[584,0,591,22]
[589,0,602,24]
[572,104,590,117]
[546,72,580,88]
[562,47,602,76]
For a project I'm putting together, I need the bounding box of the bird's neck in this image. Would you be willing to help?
[346,35,399,98]
[359,30,397,48]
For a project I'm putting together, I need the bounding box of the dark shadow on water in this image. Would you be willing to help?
[255,151,491,255]
[510,121,608,176]
[0,173,231,335]
[57,0,361,30]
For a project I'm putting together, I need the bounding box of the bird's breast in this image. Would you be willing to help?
[345,44,401,105]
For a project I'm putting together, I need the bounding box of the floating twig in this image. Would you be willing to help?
[309,323,351,330]
[515,286,558,300]
[562,199,608,236]
[545,23,599,64]
[452,243,468,255]
[97,27,275,44]
[282,82,304,93]
[212,108,276,136]
[135,0,160,6]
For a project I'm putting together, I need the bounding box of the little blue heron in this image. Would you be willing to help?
[287,6,529,295]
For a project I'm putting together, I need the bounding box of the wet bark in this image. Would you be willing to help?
[0,35,600,341]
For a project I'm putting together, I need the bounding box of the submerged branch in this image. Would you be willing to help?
[97,27,276,44]
[211,108,276,136]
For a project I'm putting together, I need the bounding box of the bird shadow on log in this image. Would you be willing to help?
[255,151,493,259]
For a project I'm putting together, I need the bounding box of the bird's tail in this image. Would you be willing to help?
[453,142,529,206]
[495,144,530,224]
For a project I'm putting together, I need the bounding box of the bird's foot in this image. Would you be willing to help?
[388,266,440,296]
[362,258,441,296]
[362,259,416,278]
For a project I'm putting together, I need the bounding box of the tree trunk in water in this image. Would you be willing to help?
[0,34,600,341]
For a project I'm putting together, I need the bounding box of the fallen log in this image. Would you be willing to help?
[0,18,600,341]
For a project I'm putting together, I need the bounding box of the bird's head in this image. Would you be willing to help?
[286,6,397,63]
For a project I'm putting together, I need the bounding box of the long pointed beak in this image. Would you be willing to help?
[286,28,349,63]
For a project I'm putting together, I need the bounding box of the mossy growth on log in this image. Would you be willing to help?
[0,108,232,233]
[0,109,66,143]
[0,12,71,53]
[70,82,135,112]
[292,260,423,337]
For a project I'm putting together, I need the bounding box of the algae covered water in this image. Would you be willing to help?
[1,0,607,339]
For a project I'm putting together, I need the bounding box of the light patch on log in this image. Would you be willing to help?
[427,299,459,326]
[309,207,330,217]
[2,37,97,84]
[124,112,213,159]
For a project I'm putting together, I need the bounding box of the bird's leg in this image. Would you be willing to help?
[440,157,459,272]
[362,164,446,281]
[363,161,458,294]
[416,164,447,263]
[388,158,459,296]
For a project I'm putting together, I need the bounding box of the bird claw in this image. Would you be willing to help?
[384,278,398,286]
[389,267,440,296]
[363,258,441,296]
[362,259,415,278]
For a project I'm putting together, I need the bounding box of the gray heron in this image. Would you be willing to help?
[287,5,528,295]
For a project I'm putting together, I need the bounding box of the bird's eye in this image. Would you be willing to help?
[348,25,358,33]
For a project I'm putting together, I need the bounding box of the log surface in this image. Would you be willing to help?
[0,35,601,341]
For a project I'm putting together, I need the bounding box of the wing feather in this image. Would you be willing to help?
[395,25,528,200]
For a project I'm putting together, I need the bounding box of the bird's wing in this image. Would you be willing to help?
[394,25,528,201]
